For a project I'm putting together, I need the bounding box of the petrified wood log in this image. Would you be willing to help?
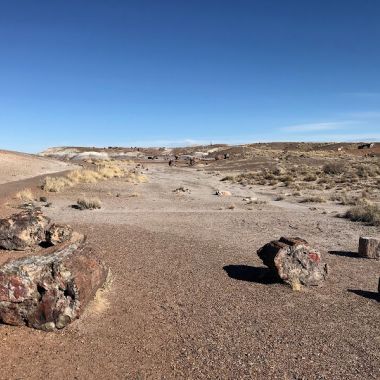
[358,237,380,260]
[257,237,328,287]
[0,234,107,331]
[0,210,50,251]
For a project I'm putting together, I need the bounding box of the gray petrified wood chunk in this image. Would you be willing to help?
[358,237,380,260]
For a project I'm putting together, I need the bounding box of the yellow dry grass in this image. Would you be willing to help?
[42,176,73,192]
[42,162,126,192]
[67,169,102,183]
[125,172,148,183]
[90,270,113,315]
[15,188,34,201]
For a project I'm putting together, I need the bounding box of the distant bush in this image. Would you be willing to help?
[323,162,346,175]
[345,204,380,226]
[299,196,326,203]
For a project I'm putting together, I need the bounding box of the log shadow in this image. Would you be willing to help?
[223,265,281,285]
[329,250,360,259]
[348,289,379,302]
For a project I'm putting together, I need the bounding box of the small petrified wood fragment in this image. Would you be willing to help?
[257,237,328,287]
[0,210,50,251]
[0,235,107,330]
[46,223,73,246]
[358,237,380,260]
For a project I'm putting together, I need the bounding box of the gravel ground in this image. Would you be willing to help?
[0,163,379,379]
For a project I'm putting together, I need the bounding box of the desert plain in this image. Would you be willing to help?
[0,143,379,379]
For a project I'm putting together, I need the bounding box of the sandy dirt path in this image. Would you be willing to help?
[0,164,379,379]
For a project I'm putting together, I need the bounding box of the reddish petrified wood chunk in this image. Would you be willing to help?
[257,237,328,287]
[0,235,107,331]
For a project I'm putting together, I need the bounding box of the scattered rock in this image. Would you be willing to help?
[257,237,328,287]
[173,186,190,194]
[216,190,231,197]
[0,235,107,330]
[0,210,50,251]
[46,223,73,246]
[358,237,380,260]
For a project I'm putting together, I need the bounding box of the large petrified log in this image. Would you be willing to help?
[0,234,107,331]
[358,237,380,260]
[257,237,328,287]
[0,210,50,251]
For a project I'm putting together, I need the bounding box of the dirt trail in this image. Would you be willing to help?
[0,164,379,379]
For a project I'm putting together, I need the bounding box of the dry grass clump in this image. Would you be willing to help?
[95,161,125,178]
[42,163,126,192]
[77,197,102,210]
[67,169,102,183]
[323,162,346,175]
[299,196,326,203]
[345,203,380,226]
[125,172,148,183]
[42,176,73,192]
[15,188,34,202]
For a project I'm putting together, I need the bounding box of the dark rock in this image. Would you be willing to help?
[0,210,50,251]
[257,237,328,287]
[46,223,73,246]
[39,196,48,202]
[358,237,380,260]
[0,234,107,330]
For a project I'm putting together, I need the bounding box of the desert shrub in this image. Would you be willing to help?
[323,162,346,175]
[299,196,326,203]
[345,203,380,226]
[77,197,102,210]
[15,188,34,202]
[220,175,234,182]
[303,174,317,182]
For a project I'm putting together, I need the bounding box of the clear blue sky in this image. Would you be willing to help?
[0,0,379,152]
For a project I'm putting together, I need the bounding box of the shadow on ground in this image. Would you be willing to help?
[329,250,360,259]
[348,289,379,302]
[223,265,280,284]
